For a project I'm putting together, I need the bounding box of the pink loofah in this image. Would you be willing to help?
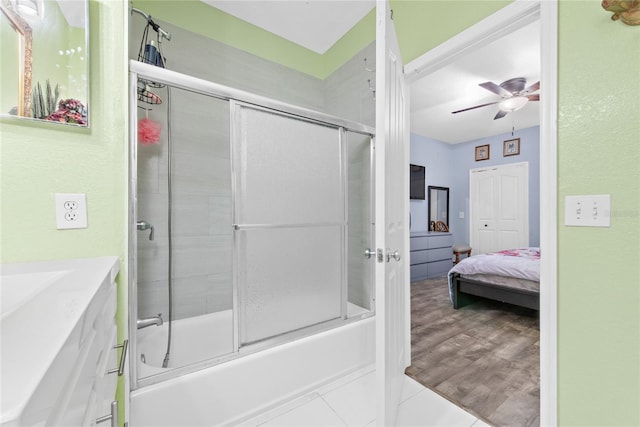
[138,118,161,145]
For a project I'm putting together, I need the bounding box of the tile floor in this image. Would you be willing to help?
[241,367,491,427]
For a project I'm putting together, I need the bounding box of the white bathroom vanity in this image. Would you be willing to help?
[1,256,122,427]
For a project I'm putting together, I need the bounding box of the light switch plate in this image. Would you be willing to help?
[55,193,88,229]
[564,194,611,227]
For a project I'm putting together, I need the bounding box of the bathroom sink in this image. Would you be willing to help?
[0,270,69,319]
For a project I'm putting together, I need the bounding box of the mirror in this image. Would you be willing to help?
[428,186,449,231]
[1,0,89,126]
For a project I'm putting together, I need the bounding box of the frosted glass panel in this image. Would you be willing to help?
[238,226,342,344]
[237,106,343,225]
[346,132,373,314]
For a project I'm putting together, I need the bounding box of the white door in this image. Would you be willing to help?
[375,1,409,425]
[470,162,529,254]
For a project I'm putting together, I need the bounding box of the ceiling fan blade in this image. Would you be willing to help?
[524,81,540,93]
[494,109,508,120]
[479,81,512,97]
[527,94,540,101]
[451,101,499,114]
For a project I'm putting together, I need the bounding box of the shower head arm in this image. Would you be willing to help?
[131,7,172,41]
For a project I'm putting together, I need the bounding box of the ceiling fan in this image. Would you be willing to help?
[452,77,540,120]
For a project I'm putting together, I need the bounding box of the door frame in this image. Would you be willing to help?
[404,1,558,425]
[469,161,530,254]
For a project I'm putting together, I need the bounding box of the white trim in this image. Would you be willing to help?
[404,1,558,425]
[129,60,374,136]
[404,0,539,84]
[539,2,558,425]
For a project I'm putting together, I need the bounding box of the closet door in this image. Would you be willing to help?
[232,103,344,345]
[470,162,529,254]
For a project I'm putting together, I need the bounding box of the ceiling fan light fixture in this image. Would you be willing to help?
[499,96,528,112]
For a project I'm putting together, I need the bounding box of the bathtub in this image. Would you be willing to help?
[130,314,375,426]
[136,310,235,377]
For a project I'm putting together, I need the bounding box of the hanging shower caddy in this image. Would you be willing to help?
[132,7,172,104]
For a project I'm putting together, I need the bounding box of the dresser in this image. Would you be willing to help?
[410,231,453,281]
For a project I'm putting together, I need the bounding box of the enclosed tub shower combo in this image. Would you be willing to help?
[129,54,377,423]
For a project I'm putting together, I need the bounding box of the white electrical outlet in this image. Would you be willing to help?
[55,193,88,229]
[564,194,611,227]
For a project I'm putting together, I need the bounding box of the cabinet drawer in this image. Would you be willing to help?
[410,237,429,251]
[410,263,430,281]
[429,259,453,278]
[428,234,453,248]
[428,247,453,262]
[94,327,119,419]
[410,249,429,265]
[50,327,99,427]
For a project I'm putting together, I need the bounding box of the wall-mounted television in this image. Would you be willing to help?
[410,164,425,200]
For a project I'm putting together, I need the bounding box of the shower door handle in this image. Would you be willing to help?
[364,248,376,259]
[137,220,154,240]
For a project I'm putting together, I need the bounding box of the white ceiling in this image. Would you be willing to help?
[199,1,540,144]
[410,20,540,144]
[202,0,375,54]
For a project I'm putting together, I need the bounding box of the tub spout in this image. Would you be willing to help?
[137,314,163,329]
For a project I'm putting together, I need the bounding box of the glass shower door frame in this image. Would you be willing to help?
[129,60,375,389]
[231,101,348,350]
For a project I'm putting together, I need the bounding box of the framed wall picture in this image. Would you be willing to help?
[475,144,490,161]
[503,138,521,157]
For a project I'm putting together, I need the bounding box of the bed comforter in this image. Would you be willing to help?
[447,247,540,301]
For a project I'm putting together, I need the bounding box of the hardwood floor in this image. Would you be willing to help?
[405,277,540,427]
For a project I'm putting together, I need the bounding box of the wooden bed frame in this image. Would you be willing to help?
[451,273,539,310]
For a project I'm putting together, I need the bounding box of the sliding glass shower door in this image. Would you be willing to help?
[132,62,374,387]
[233,104,346,345]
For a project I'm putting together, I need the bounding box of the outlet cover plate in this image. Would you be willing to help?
[55,193,88,229]
[564,194,611,227]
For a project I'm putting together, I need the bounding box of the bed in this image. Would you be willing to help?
[447,247,540,310]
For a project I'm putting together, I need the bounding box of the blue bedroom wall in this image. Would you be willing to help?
[410,126,540,249]
[409,133,453,233]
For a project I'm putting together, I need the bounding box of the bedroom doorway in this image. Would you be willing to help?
[404,1,557,425]
[470,162,529,254]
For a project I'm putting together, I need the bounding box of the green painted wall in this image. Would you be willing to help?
[0,0,128,423]
[391,0,511,64]
[556,2,640,425]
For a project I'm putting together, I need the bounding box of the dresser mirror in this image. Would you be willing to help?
[1,0,89,127]
[428,186,449,231]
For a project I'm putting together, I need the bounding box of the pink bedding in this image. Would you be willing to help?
[449,247,540,282]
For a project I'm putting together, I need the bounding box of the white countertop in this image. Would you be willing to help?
[0,256,120,425]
